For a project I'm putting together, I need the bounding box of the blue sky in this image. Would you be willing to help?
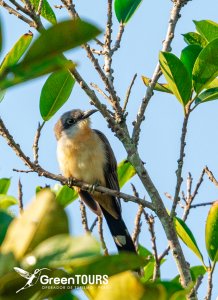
[0,0,218,298]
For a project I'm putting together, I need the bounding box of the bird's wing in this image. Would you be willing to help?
[14,267,32,279]
[93,129,121,215]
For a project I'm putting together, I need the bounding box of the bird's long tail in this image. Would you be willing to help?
[101,206,137,253]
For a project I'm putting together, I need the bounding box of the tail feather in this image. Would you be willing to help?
[101,206,137,253]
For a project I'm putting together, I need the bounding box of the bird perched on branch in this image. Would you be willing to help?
[54,109,136,253]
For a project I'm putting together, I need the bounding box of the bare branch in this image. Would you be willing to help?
[79,200,89,232]
[32,122,45,164]
[144,212,160,280]
[123,73,137,113]
[171,108,191,217]
[112,23,125,53]
[98,216,109,255]
[0,1,35,27]
[131,184,143,247]
[90,82,113,105]
[205,166,218,187]
[205,262,216,300]
[190,202,215,209]
[90,217,98,232]
[132,0,191,145]
[18,179,23,214]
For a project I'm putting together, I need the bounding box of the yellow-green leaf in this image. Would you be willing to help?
[205,201,218,261]
[0,32,33,74]
[1,189,69,259]
[0,195,18,210]
[118,160,136,188]
[142,76,172,94]
[174,217,204,264]
[0,178,10,194]
[55,185,78,207]
[194,20,218,42]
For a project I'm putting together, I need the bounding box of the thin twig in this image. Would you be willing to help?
[112,23,125,53]
[144,211,160,280]
[132,0,191,145]
[205,166,218,187]
[205,262,216,300]
[190,202,215,209]
[0,1,34,27]
[171,108,191,217]
[18,179,23,214]
[32,121,45,164]
[191,168,205,202]
[98,216,109,255]
[123,73,137,113]
[131,184,143,247]
[90,82,113,105]
[90,217,98,232]
[189,275,203,299]
[79,200,89,232]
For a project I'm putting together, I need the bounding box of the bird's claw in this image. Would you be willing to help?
[67,177,75,187]
[89,181,100,193]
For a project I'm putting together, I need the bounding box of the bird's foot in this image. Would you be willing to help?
[89,181,100,194]
[67,177,75,187]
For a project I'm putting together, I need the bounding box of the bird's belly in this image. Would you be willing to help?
[57,136,106,185]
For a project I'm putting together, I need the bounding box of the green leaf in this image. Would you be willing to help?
[30,0,57,25]
[1,189,69,259]
[0,211,13,245]
[0,195,18,210]
[174,217,204,264]
[117,160,136,188]
[194,20,218,42]
[137,244,153,258]
[0,20,100,90]
[55,185,78,207]
[206,77,218,89]
[172,265,206,284]
[22,234,101,269]
[192,38,218,94]
[183,32,208,47]
[159,52,192,106]
[205,201,218,261]
[0,178,10,194]
[40,70,75,121]
[142,76,172,94]
[0,32,33,74]
[0,89,6,102]
[195,87,218,104]
[180,45,202,78]
[114,0,143,24]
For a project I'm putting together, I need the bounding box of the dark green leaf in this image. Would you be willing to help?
[0,32,33,74]
[183,32,208,47]
[40,70,75,121]
[159,52,192,106]
[195,87,218,104]
[1,190,69,260]
[194,20,218,42]
[137,244,153,258]
[142,76,172,93]
[30,0,57,25]
[0,252,17,277]
[117,160,136,188]
[158,281,184,298]
[0,178,10,194]
[205,201,218,261]
[51,292,80,300]
[180,45,202,78]
[174,217,204,264]
[114,0,143,24]
[0,195,18,210]
[192,38,218,94]
[55,185,78,207]
[0,210,13,245]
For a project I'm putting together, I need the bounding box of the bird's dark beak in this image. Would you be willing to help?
[83,109,98,119]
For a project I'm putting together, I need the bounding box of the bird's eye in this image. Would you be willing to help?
[66,118,75,125]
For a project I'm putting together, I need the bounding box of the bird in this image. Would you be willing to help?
[14,267,50,293]
[54,109,137,254]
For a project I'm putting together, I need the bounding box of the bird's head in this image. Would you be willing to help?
[54,109,98,140]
